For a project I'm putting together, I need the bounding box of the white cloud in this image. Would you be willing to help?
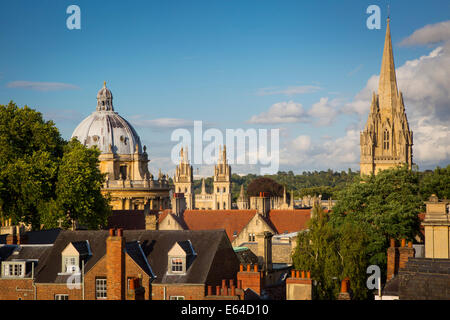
[248,101,308,124]
[256,85,321,96]
[280,129,359,170]
[343,31,450,168]
[308,97,340,126]
[400,20,450,46]
[130,117,196,129]
[7,81,79,91]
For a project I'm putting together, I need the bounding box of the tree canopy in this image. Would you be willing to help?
[293,166,425,300]
[0,102,110,230]
[246,177,284,197]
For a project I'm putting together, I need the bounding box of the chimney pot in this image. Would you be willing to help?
[301,271,305,279]
[231,285,236,296]
[207,285,212,296]
[229,279,234,287]
[296,270,300,278]
[401,238,406,247]
[216,286,221,296]
[390,238,395,247]
[239,264,244,272]
[246,264,251,272]
[341,279,348,293]
[222,279,226,288]
[254,264,258,272]
[129,278,136,290]
[291,270,295,278]
[408,241,413,248]
[307,271,311,279]
[117,228,123,237]
[109,228,115,236]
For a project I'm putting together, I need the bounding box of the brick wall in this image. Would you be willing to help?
[0,279,34,300]
[36,283,82,300]
[151,284,205,300]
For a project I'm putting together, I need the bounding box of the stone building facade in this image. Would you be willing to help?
[173,145,232,210]
[360,19,413,176]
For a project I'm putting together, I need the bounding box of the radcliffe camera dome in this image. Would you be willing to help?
[71,82,142,155]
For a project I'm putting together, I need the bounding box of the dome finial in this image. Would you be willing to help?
[103,81,106,87]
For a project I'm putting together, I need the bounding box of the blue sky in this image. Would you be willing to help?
[1,0,449,175]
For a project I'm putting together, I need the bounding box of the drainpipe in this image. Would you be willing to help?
[82,260,85,300]
[31,262,36,300]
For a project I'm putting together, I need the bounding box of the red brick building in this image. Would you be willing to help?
[0,229,241,300]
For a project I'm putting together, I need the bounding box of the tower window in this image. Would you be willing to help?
[383,129,390,150]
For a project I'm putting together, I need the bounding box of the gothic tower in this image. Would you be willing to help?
[173,146,195,209]
[236,184,250,210]
[213,145,232,210]
[360,19,413,176]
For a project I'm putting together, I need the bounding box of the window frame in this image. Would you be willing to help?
[95,277,107,300]
[2,262,25,278]
[54,294,69,300]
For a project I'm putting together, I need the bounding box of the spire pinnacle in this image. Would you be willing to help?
[378,17,399,112]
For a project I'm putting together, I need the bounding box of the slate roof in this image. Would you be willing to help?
[31,229,238,286]
[0,228,61,245]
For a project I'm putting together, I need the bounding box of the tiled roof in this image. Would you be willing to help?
[31,229,239,286]
[266,209,311,234]
[182,210,257,240]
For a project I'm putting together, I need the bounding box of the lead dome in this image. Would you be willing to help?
[71,82,142,155]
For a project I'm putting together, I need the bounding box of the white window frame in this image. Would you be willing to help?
[62,255,79,274]
[170,257,184,274]
[2,262,25,278]
[96,278,107,299]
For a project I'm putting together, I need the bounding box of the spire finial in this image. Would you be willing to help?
[104,81,106,87]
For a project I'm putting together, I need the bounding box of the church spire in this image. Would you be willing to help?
[378,18,399,112]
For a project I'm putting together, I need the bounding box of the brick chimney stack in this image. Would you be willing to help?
[237,264,262,296]
[107,228,125,300]
[387,238,415,281]
[286,269,313,300]
[337,277,351,300]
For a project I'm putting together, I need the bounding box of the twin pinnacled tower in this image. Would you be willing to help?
[360,18,413,176]
[174,145,232,210]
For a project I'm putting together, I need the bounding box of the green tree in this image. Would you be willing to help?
[419,165,450,201]
[330,165,422,273]
[0,102,111,230]
[51,139,111,229]
[0,102,64,228]
[292,206,371,300]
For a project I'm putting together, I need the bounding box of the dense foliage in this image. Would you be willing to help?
[292,166,426,300]
[0,102,110,230]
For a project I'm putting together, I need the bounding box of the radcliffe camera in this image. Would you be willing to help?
[0,0,448,311]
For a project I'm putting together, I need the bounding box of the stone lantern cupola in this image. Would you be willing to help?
[97,81,114,111]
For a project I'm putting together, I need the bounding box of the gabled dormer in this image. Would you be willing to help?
[167,240,197,275]
[60,241,91,274]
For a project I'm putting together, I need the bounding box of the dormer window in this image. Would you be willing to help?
[167,240,197,275]
[60,241,91,274]
[2,262,25,278]
[171,258,183,273]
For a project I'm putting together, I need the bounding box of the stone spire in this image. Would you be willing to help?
[239,184,246,199]
[201,178,206,194]
[360,18,413,177]
[378,18,398,114]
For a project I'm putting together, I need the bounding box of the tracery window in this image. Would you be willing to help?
[383,129,390,150]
